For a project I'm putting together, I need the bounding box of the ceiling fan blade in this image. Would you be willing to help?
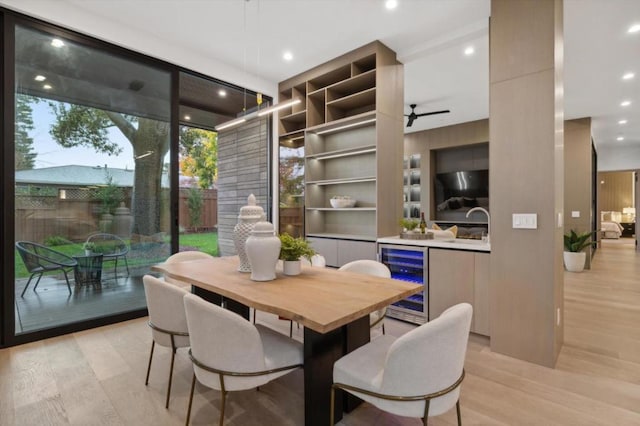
[415,109,451,117]
[406,116,415,127]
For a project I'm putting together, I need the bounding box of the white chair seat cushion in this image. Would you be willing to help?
[256,324,303,381]
[333,334,395,393]
[369,308,387,328]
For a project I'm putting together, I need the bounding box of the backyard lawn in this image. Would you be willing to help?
[14,232,219,279]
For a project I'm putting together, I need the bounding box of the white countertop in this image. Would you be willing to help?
[377,236,491,252]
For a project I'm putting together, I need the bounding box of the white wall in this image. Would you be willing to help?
[598,145,640,172]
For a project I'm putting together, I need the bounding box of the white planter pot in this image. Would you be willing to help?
[563,251,586,272]
[283,260,302,276]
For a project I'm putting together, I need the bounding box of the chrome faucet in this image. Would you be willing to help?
[466,207,490,243]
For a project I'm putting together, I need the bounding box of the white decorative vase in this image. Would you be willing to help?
[233,194,265,272]
[283,260,302,276]
[563,251,586,272]
[246,221,281,281]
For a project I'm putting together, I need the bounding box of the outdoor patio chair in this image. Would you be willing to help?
[16,241,77,296]
[86,233,130,277]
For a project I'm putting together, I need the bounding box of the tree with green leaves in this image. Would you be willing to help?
[15,94,37,170]
[49,103,169,236]
[179,127,218,189]
[186,186,203,231]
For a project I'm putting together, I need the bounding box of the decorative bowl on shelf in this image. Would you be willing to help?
[330,196,356,208]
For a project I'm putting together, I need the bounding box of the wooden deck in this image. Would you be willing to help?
[1,239,639,425]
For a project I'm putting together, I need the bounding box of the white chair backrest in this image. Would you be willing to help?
[311,254,326,267]
[143,275,190,348]
[381,303,472,416]
[164,251,214,286]
[165,251,214,263]
[338,259,391,278]
[183,293,267,391]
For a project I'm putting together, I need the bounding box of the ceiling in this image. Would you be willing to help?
[2,0,639,158]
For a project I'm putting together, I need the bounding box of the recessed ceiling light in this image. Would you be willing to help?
[184,115,191,121]
[283,51,293,62]
[464,46,475,56]
[218,89,227,97]
[622,72,635,80]
[43,84,52,90]
[617,136,625,141]
[34,75,46,81]
[51,38,64,48]
[628,23,640,33]
[619,119,628,124]
[385,0,398,10]
[621,100,631,107]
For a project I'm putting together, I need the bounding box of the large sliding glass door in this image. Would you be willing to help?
[12,23,172,335]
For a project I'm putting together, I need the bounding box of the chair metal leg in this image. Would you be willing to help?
[456,399,461,426]
[185,373,196,426]
[289,320,293,338]
[219,390,227,426]
[20,273,37,297]
[423,399,430,426]
[165,348,176,408]
[145,341,155,385]
[114,258,119,277]
[33,272,44,292]
[123,256,130,276]
[329,385,335,426]
[62,269,72,294]
[382,322,386,335]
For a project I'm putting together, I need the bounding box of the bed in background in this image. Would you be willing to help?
[601,211,623,239]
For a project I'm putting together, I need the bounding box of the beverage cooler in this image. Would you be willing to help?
[378,244,427,324]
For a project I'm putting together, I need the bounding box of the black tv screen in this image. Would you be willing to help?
[434,170,489,211]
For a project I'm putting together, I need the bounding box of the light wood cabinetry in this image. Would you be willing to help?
[428,248,489,336]
[278,41,403,267]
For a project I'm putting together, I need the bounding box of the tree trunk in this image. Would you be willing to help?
[130,119,170,236]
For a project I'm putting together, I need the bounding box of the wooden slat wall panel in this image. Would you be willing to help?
[598,171,634,214]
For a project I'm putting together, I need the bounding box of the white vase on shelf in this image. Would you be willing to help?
[246,221,281,281]
[233,194,264,272]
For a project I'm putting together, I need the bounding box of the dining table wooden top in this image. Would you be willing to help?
[152,256,423,334]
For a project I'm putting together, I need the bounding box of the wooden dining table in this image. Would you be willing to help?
[152,256,422,426]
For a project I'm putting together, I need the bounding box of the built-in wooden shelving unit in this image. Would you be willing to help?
[277,41,404,267]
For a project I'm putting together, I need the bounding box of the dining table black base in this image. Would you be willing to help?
[304,315,370,426]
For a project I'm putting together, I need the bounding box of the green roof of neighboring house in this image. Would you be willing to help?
[15,165,169,188]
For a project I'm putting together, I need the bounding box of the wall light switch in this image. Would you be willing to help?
[512,213,537,229]
[571,211,580,218]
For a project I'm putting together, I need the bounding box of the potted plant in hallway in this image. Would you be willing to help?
[279,233,315,276]
[563,229,596,272]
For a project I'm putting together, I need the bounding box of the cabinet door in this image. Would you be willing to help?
[473,252,490,336]
[428,249,474,321]
[306,237,338,267]
[337,240,376,266]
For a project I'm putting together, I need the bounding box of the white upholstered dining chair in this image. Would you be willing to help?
[142,274,191,409]
[164,251,215,288]
[338,259,391,334]
[331,303,473,425]
[183,292,303,425]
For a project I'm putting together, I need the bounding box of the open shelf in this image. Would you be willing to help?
[326,69,376,102]
[306,145,376,160]
[280,109,307,124]
[306,176,376,186]
[306,207,376,211]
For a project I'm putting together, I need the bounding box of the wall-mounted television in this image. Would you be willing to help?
[434,169,489,213]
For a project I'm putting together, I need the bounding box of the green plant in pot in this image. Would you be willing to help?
[563,229,596,272]
[83,241,96,255]
[279,233,315,276]
[399,218,419,233]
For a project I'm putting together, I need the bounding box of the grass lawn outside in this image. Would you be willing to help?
[14,232,219,279]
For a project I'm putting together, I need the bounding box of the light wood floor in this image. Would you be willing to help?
[1,240,639,425]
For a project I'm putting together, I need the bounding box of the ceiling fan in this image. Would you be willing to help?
[404,104,450,127]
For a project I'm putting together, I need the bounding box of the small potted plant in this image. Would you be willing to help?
[563,229,596,272]
[278,233,315,276]
[83,242,96,256]
[399,218,419,234]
